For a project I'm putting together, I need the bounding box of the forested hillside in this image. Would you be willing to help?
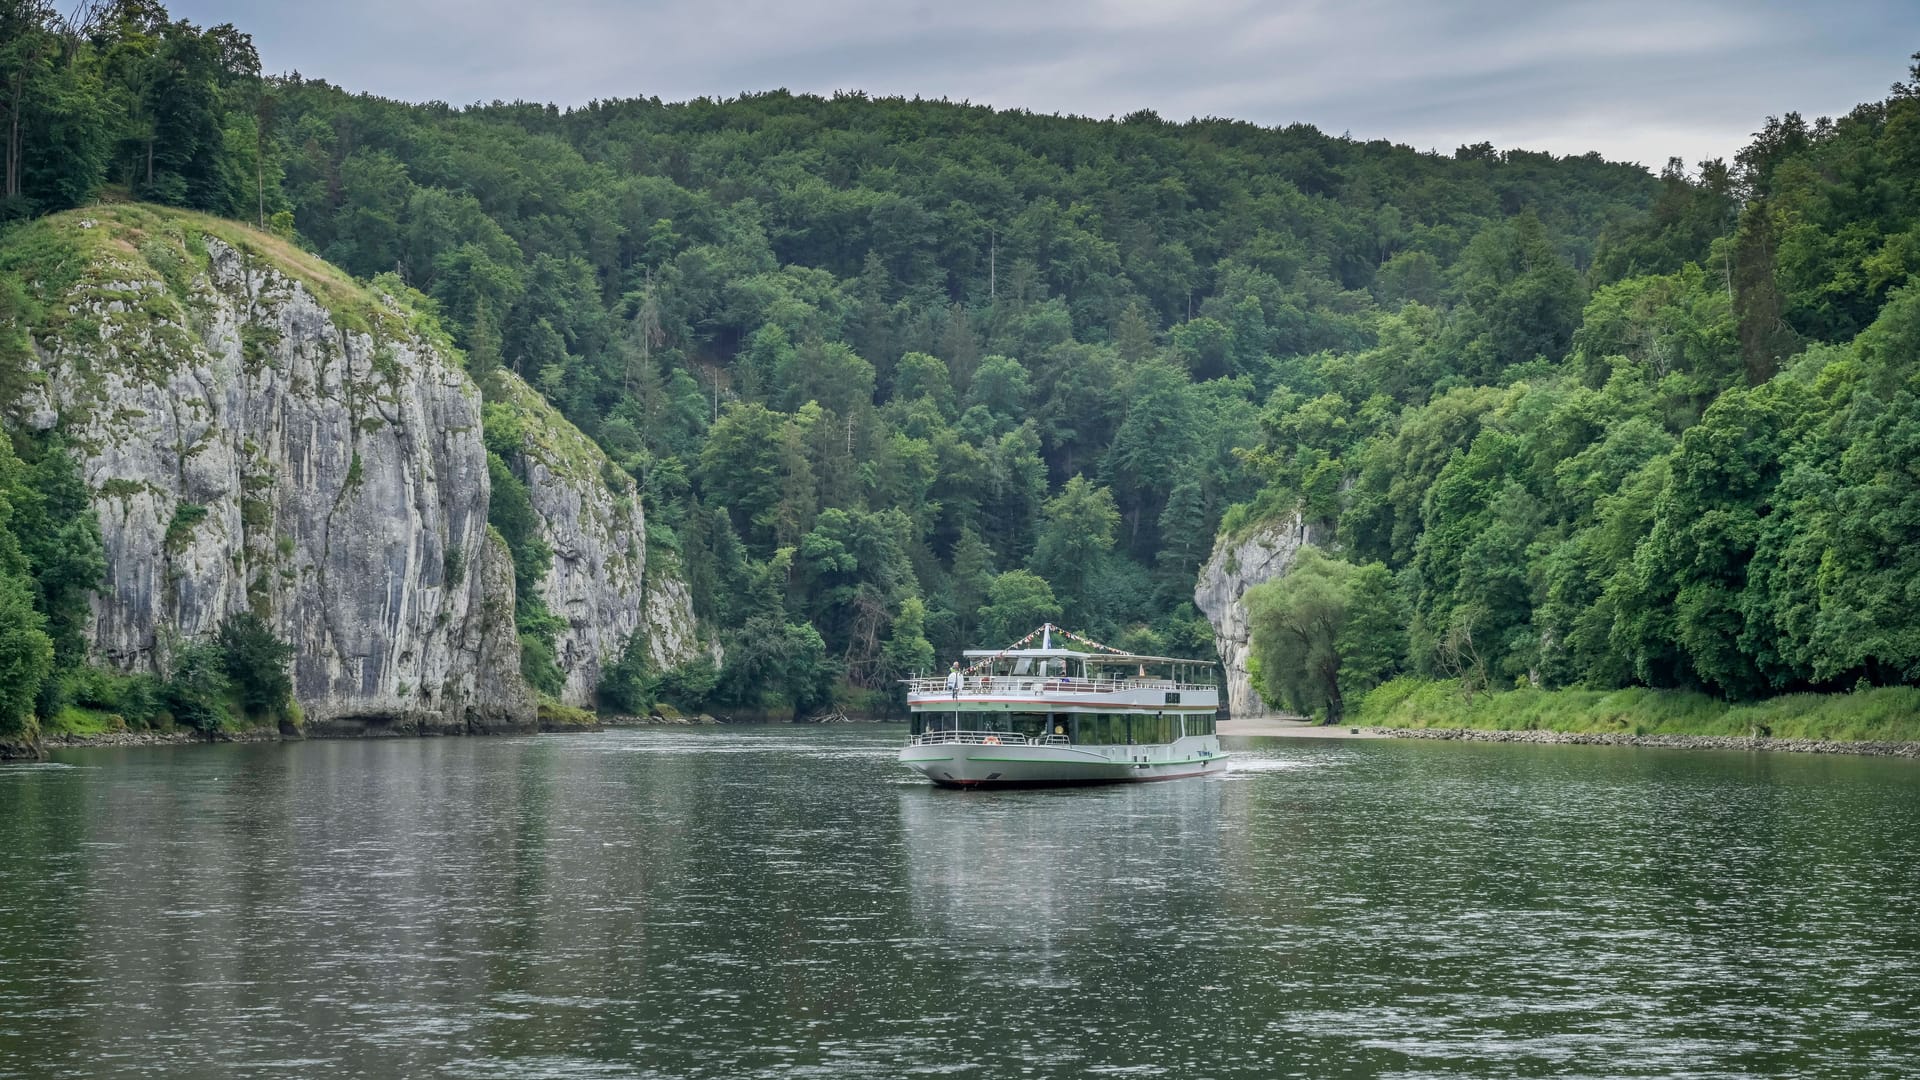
[1244,60,1920,721]
[4,1,1914,722]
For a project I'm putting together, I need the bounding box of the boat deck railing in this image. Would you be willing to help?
[909,731,1073,748]
[904,675,1216,697]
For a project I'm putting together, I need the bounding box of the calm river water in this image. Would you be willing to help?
[1,727,1916,1078]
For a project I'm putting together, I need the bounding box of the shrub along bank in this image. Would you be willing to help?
[1354,677,1920,744]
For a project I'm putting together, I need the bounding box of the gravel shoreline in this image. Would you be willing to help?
[15,718,1916,761]
[1221,715,1920,757]
[1378,726,1920,758]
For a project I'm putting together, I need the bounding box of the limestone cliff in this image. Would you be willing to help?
[3,205,696,730]
[1194,510,1323,718]
[488,373,712,706]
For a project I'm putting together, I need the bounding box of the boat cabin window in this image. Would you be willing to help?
[912,711,966,736]
[1068,712,1190,745]
[1010,712,1049,739]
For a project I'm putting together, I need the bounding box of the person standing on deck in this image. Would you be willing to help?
[946,662,962,698]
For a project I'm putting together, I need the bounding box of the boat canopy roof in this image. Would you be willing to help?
[958,647,1214,668]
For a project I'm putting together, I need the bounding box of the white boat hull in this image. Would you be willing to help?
[899,737,1228,788]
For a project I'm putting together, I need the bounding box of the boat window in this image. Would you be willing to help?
[1010,712,1048,738]
[1076,713,1128,745]
[1139,714,1158,744]
[1094,713,1113,745]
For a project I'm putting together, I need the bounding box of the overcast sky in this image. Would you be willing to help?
[169,0,1918,171]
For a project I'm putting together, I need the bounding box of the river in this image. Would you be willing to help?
[1,726,1915,1078]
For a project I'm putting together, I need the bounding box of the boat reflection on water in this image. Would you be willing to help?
[895,777,1241,958]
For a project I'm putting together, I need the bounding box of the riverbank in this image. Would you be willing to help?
[1222,710,1920,758]
[1380,726,1920,758]
[1346,677,1920,755]
[0,710,710,760]
[1220,717,1389,739]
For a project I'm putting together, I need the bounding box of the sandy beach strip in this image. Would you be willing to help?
[1219,717,1391,739]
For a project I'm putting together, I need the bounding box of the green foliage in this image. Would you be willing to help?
[0,572,52,734]
[163,640,233,733]
[517,611,566,699]
[597,633,653,715]
[717,617,836,719]
[0,10,1667,693]
[0,435,104,735]
[875,595,937,712]
[1247,549,1402,723]
[164,503,209,552]
[976,570,1062,646]
[486,452,549,586]
[1358,677,1920,743]
[61,665,165,730]
[654,659,720,710]
[1229,71,1920,715]
[1338,562,1407,701]
[11,444,106,670]
[480,436,568,694]
[215,612,293,716]
[1029,475,1118,627]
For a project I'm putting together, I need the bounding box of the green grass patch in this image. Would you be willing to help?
[0,203,459,361]
[44,705,126,738]
[537,701,598,728]
[1356,677,1920,742]
[486,371,632,489]
[1215,487,1298,545]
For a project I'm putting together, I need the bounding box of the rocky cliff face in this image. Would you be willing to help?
[1194,510,1323,718]
[641,560,712,670]
[490,374,711,706]
[6,206,695,730]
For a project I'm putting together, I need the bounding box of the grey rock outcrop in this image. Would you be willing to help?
[641,555,716,670]
[489,375,712,706]
[1194,510,1322,718]
[490,375,646,706]
[7,208,701,731]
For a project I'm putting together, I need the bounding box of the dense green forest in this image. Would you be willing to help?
[2,0,1916,726]
[1243,61,1920,721]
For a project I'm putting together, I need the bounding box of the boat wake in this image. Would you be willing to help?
[1223,757,1336,772]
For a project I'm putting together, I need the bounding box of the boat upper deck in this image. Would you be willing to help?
[904,672,1216,701]
[906,626,1219,711]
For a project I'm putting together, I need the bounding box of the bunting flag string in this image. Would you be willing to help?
[956,623,1130,675]
[1049,625,1130,655]
[959,623,1047,674]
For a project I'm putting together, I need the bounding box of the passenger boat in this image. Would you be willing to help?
[899,624,1226,788]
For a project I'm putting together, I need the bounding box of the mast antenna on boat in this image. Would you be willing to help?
[1042,623,1052,650]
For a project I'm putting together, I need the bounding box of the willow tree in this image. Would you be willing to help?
[1247,548,1403,723]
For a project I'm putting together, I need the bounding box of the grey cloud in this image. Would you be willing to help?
[171,0,1919,168]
